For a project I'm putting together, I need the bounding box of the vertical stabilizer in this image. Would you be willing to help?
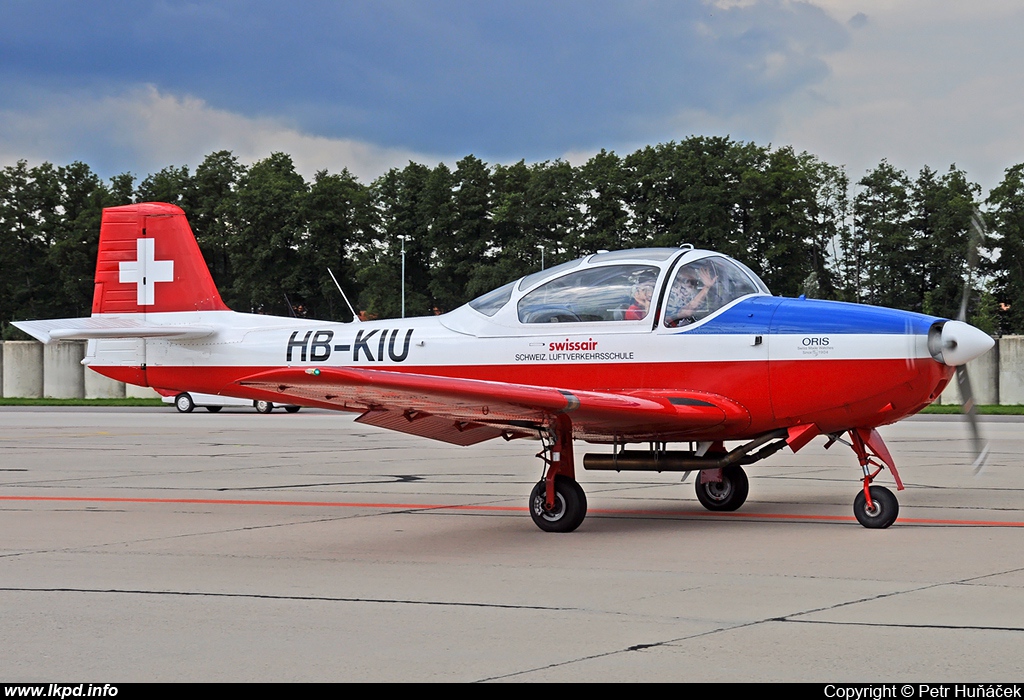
[92,203,229,315]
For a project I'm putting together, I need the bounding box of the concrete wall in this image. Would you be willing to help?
[85,367,126,399]
[3,341,44,398]
[0,340,163,400]
[939,342,1000,406]
[998,335,1024,405]
[125,383,161,399]
[43,341,86,399]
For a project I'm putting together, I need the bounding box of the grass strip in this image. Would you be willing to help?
[0,398,164,407]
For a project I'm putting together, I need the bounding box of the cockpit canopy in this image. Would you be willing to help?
[459,247,769,333]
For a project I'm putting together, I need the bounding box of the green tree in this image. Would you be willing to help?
[0,161,45,337]
[482,159,580,295]
[36,162,111,318]
[299,168,376,321]
[912,165,982,321]
[108,172,136,206]
[986,164,1024,333]
[358,162,436,318]
[624,137,751,253]
[228,153,307,314]
[578,149,632,252]
[735,147,836,297]
[851,161,917,309]
[434,155,492,307]
[136,165,193,207]
[191,151,247,296]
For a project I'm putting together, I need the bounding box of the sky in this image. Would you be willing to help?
[1,0,1022,193]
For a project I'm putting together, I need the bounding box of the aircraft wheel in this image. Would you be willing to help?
[853,485,899,529]
[174,393,195,413]
[284,406,301,413]
[254,400,274,414]
[695,465,749,511]
[529,476,587,533]
[205,406,222,413]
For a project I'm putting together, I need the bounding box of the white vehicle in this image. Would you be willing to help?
[162,391,301,414]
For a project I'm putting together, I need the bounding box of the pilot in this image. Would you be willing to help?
[665,264,718,327]
[625,276,656,320]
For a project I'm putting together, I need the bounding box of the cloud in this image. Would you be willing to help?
[771,1,1024,190]
[0,85,442,182]
[0,1,850,159]
[3,0,1021,196]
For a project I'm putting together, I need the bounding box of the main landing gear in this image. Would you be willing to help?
[529,476,587,533]
[526,422,776,532]
[529,414,587,533]
[694,464,749,512]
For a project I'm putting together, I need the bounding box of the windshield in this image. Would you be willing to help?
[468,281,515,316]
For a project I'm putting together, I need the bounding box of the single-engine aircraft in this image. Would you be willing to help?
[15,203,996,532]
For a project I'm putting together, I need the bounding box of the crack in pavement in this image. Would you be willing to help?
[475,564,1024,682]
[0,585,573,612]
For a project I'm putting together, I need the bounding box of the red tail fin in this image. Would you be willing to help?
[92,203,229,314]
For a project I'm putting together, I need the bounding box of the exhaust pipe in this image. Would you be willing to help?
[584,430,787,472]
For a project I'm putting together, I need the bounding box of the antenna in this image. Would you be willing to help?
[328,267,361,323]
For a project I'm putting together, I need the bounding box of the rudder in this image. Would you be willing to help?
[92,203,229,315]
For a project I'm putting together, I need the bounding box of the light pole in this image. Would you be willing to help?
[398,235,407,318]
[536,244,545,270]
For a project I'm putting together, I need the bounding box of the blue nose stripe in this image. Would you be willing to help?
[678,297,941,336]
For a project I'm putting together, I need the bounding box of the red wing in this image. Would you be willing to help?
[235,367,749,445]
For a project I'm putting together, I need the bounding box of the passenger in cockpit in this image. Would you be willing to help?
[665,264,718,327]
[625,277,656,320]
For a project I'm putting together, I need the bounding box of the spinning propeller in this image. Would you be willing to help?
[928,208,992,472]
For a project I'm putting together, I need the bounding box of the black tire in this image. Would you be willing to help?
[174,393,195,413]
[529,476,587,533]
[205,406,222,413]
[254,400,274,414]
[284,406,301,413]
[694,465,749,511]
[853,485,899,529]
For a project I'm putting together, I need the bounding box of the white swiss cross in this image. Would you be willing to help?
[119,238,174,306]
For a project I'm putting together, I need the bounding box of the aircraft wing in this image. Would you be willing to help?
[235,367,750,446]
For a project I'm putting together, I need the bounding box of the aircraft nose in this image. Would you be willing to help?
[929,320,995,366]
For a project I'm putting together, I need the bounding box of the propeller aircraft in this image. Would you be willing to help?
[14,203,996,532]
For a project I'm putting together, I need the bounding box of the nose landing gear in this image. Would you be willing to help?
[853,485,899,529]
[843,428,904,529]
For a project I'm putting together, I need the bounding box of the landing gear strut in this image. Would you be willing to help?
[529,414,587,532]
[845,428,904,529]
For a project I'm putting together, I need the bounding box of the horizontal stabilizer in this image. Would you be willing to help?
[12,317,215,344]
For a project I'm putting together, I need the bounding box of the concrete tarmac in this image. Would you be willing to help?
[1,407,1022,682]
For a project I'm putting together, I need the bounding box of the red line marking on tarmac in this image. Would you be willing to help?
[2,494,1023,527]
